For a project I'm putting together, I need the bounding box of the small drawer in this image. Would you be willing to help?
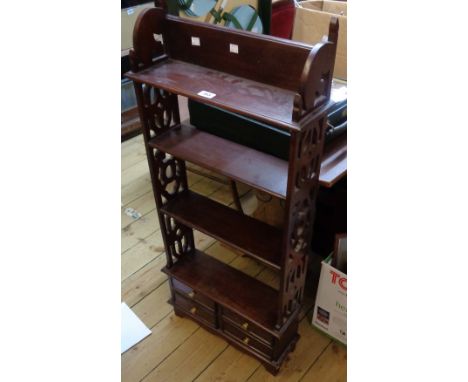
[172,278,215,310]
[174,292,216,328]
[222,308,274,346]
[222,320,273,358]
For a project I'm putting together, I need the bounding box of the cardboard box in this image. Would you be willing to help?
[292,1,347,80]
[311,254,347,344]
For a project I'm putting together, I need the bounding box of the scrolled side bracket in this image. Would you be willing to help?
[293,17,339,122]
[129,7,167,72]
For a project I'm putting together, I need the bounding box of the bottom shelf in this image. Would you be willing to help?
[163,250,279,333]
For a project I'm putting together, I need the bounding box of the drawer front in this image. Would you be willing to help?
[222,320,273,358]
[172,278,215,310]
[174,292,216,328]
[222,308,274,346]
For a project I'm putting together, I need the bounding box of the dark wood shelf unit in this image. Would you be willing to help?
[149,123,289,199]
[126,7,339,375]
[161,190,283,270]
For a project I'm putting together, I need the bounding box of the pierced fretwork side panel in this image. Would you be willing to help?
[277,115,327,328]
[161,214,194,268]
[150,148,194,266]
[150,148,188,206]
[134,82,186,206]
[142,84,180,138]
[133,81,194,267]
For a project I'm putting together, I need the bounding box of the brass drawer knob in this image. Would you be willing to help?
[188,291,195,298]
[242,322,249,330]
[190,307,197,314]
[243,337,250,345]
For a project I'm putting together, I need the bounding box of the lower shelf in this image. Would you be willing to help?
[163,250,279,334]
[160,191,282,270]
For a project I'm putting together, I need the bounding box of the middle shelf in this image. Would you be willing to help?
[160,190,283,271]
[149,123,289,199]
[149,123,347,199]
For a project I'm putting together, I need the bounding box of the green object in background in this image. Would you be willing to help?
[176,0,217,17]
[166,0,271,34]
[223,5,263,33]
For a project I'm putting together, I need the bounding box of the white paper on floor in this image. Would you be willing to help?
[121,302,151,354]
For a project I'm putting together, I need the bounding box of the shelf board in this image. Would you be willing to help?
[161,191,282,271]
[163,250,279,333]
[150,124,289,199]
[126,59,298,131]
[320,134,347,188]
[150,123,346,196]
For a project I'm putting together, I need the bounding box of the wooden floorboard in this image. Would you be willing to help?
[300,342,347,382]
[121,101,346,381]
[246,320,331,382]
[142,328,229,382]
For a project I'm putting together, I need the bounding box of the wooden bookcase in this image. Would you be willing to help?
[126,7,338,375]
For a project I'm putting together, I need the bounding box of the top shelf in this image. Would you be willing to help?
[127,8,339,130]
[126,59,299,131]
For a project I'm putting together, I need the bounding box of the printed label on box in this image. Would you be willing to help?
[312,256,347,345]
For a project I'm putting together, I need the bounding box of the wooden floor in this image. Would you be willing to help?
[121,101,347,381]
